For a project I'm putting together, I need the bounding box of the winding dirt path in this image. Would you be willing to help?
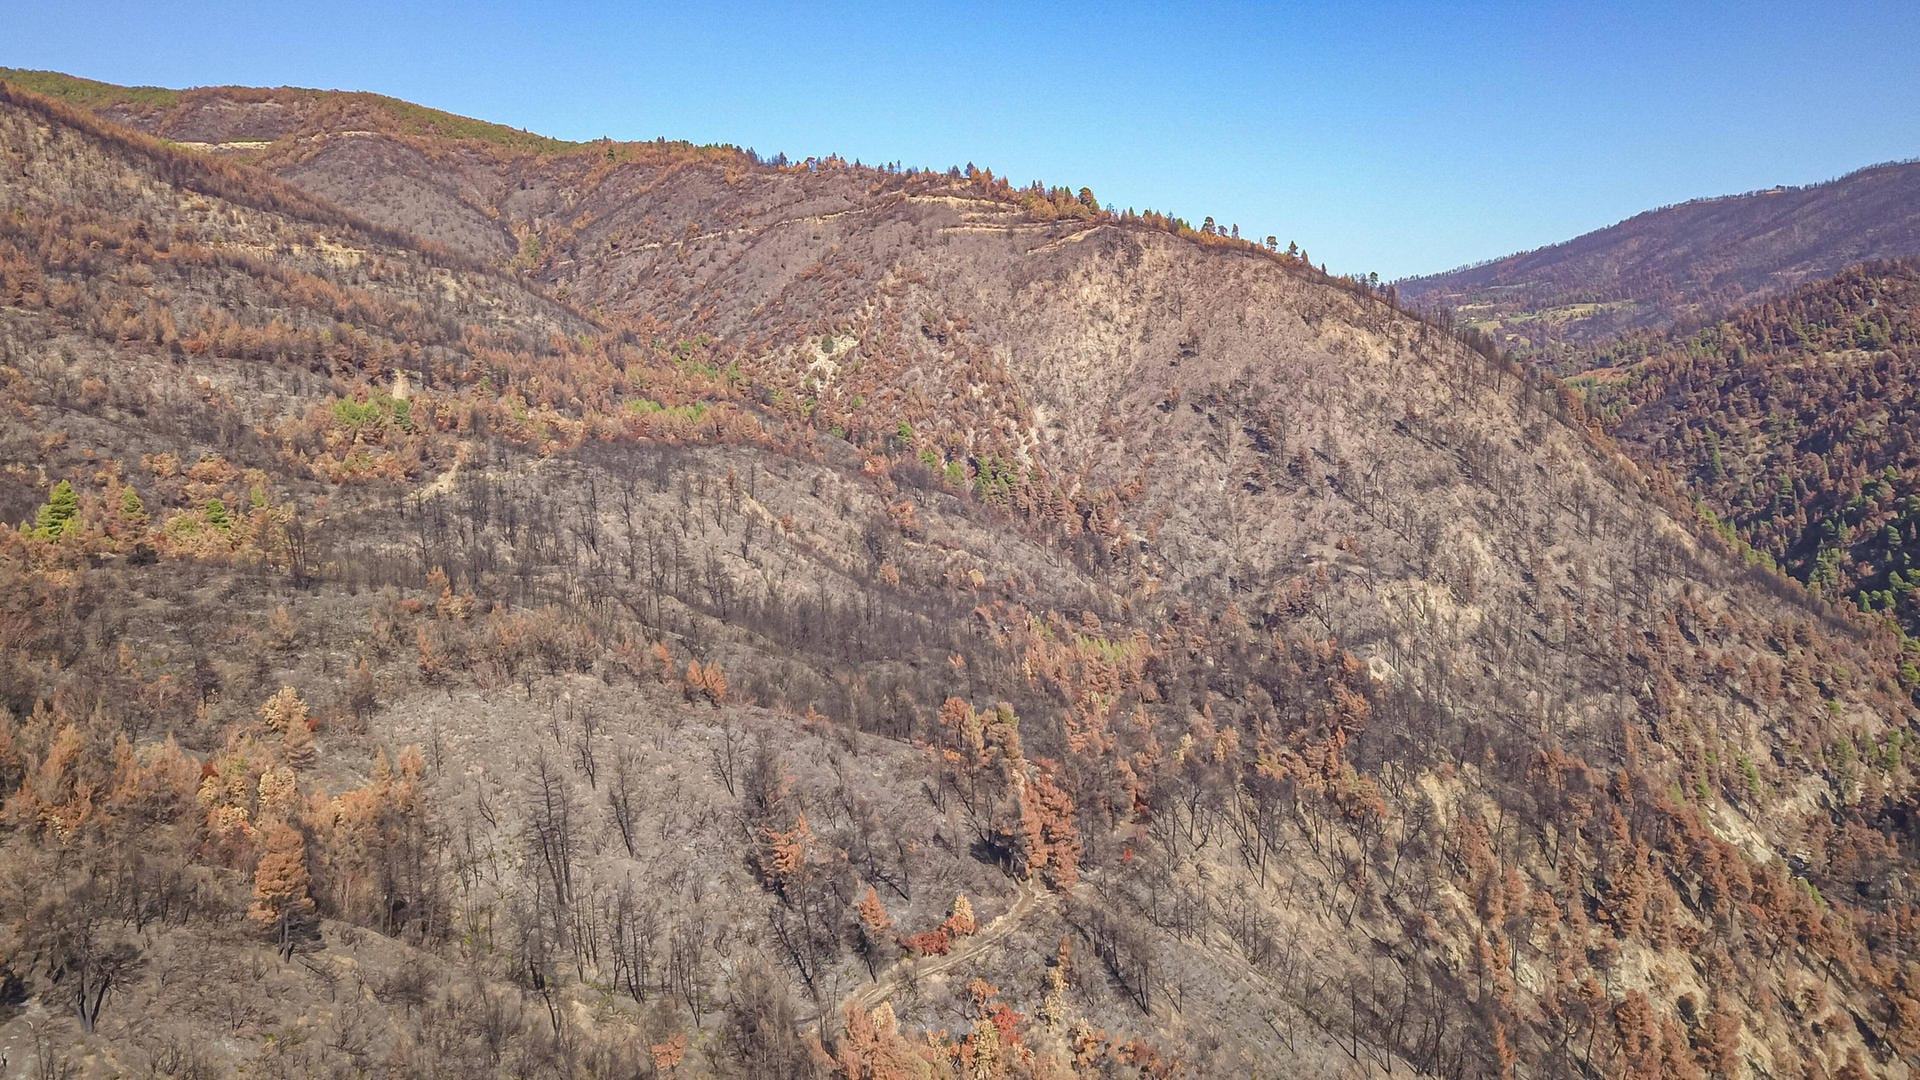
[808,878,1052,1032]
[568,190,1047,261]
[303,438,478,531]
[1026,224,1110,255]
[412,439,471,502]
[609,196,911,254]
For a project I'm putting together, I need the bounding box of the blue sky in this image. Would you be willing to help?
[7,1,1918,278]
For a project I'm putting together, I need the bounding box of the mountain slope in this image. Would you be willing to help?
[1399,161,1920,365]
[3,74,1920,1080]
[1581,260,1920,636]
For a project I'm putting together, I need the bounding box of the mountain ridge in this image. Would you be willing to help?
[0,66,588,153]
[2,71,1919,1079]
[1399,159,1920,365]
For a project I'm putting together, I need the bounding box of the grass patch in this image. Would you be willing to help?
[0,68,180,108]
[627,397,709,422]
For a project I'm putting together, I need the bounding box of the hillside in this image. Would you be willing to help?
[1398,162,1920,368]
[1581,260,1920,638]
[3,74,1920,1080]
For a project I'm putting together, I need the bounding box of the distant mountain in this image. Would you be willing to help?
[1584,259,1920,636]
[6,70,1920,1080]
[1399,161,1920,366]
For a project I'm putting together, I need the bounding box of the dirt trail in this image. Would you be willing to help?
[616,196,909,254]
[1027,224,1109,255]
[807,877,1052,1032]
[597,190,1045,257]
[298,439,541,543]
[414,440,471,502]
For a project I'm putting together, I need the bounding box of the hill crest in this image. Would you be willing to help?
[1400,159,1920,365]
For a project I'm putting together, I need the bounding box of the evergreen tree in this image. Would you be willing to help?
[33,479,79,540]
[118,485,147,530]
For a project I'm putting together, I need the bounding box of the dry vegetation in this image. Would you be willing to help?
[2,73,1919,1080]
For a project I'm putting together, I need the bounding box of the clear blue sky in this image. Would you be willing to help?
[8,1,1918,278]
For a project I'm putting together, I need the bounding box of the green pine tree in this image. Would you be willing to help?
[34,480,79,540]
[119,485,148,529]
[205,497,231,531]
